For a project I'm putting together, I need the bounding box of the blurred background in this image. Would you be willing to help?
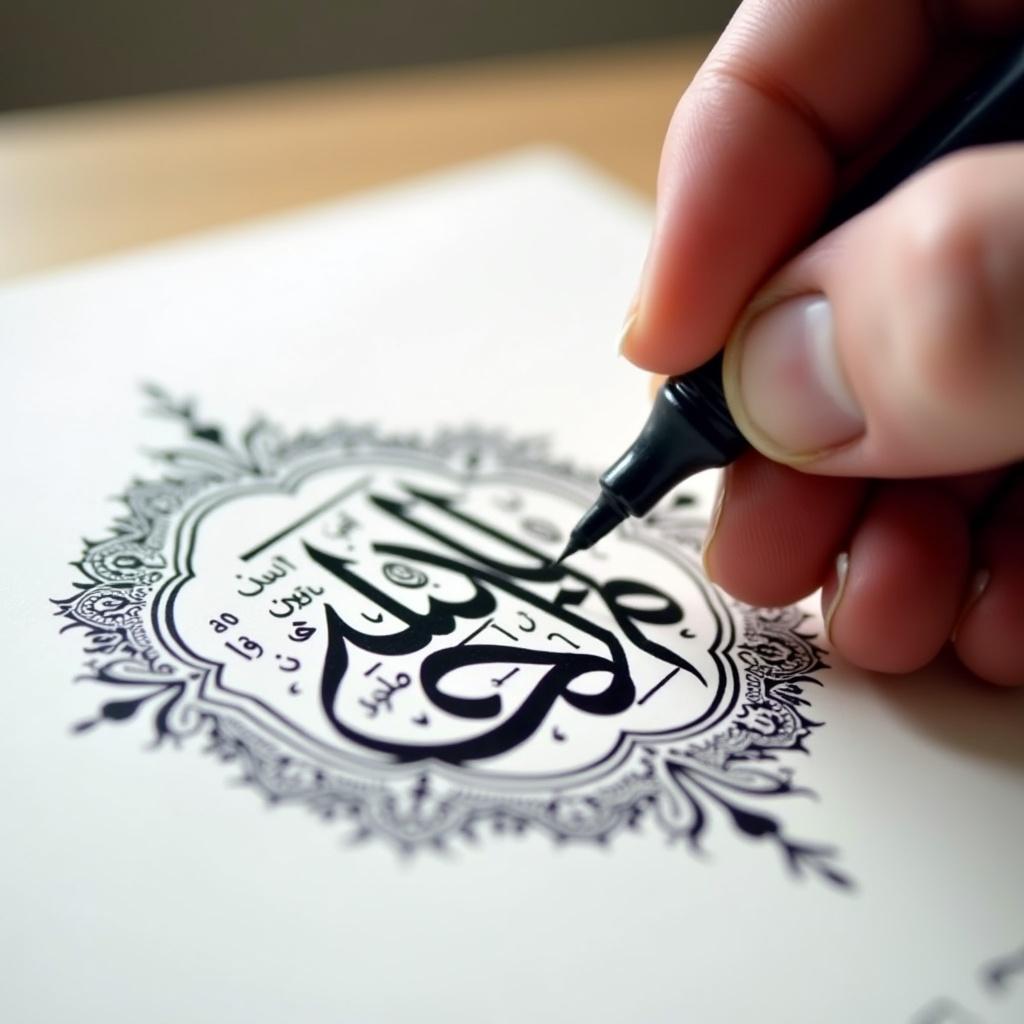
[0,2,736,281]
[1,0,735,110]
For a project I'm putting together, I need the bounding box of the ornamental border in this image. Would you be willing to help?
[53,386,850,888]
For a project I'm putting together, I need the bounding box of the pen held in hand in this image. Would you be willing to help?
[558,35,1024,563]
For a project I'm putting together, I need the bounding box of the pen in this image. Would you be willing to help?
[557,35,1024,564]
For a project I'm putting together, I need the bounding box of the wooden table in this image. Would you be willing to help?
[0,39,709,281]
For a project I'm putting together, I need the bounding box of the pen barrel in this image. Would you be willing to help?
[599,352,747,518]
[588,38,1024,539]
[821,37,1024,233]
[663,351,747,457]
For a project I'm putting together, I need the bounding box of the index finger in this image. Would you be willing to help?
[622,0,1024,374]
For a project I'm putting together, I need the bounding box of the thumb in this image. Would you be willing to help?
[722,145,1024,478]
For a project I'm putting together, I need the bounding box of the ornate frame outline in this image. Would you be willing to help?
[53,387,851,888]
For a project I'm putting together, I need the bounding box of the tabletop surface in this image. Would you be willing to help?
[0,39,707,281]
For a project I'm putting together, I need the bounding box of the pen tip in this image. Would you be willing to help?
[553,538,580,565]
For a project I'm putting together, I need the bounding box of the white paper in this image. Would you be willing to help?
[1,149,1022,1024]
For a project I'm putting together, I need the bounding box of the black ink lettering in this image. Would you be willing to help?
[323,512,360,540]
[288,621,315,642]
[307,497,710,763]
[457,619,493,647]
[553,587,588,608]
[491,667,519,688]
[319,603,634,764]
[224,641,252,661]
[598,578,703,684]
[235,575,265,597]
[358,670,413,717]
[546,631,580,650]
[235,554,296,597]
[371,485,566,583]
[304,541,496,656]
[382,561,429,589]
[637,666,680,706]
[239,477,371,561]
[237,635,263,658]
[269,583,326,619]
[371,487,704,683]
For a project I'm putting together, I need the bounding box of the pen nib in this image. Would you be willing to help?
[553,538,581,566]
[556,492,627,565]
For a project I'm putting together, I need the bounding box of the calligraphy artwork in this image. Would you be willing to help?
[54,387,848,886]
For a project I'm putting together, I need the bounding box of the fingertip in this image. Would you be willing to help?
[702,451,864,607]
[825,482,970,674]
[760,146,1024,480]
[620,59,835,377]
[620,303,722,375]
[953,523,1024,686]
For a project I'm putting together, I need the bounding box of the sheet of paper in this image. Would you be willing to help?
[2,149,1022,1024]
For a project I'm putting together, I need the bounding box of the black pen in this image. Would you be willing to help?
[558,35,1024,564]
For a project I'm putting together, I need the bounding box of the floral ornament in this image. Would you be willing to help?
[54,385,851,889]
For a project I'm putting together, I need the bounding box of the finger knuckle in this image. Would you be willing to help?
[895,156,1007,411]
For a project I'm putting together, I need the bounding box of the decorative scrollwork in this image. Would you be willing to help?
[52,388,850,889]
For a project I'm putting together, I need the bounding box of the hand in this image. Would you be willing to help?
[622,0,1024,685]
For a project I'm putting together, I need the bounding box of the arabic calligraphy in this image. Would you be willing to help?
[176,469,725,776]
[60,398,838,875]
[269,583,326,618]
[358,671,413,718]
[288,621,315,643]
[235,554,297,597]
[285,479,713,764]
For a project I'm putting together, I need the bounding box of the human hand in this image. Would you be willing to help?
[621,0,1024,685]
